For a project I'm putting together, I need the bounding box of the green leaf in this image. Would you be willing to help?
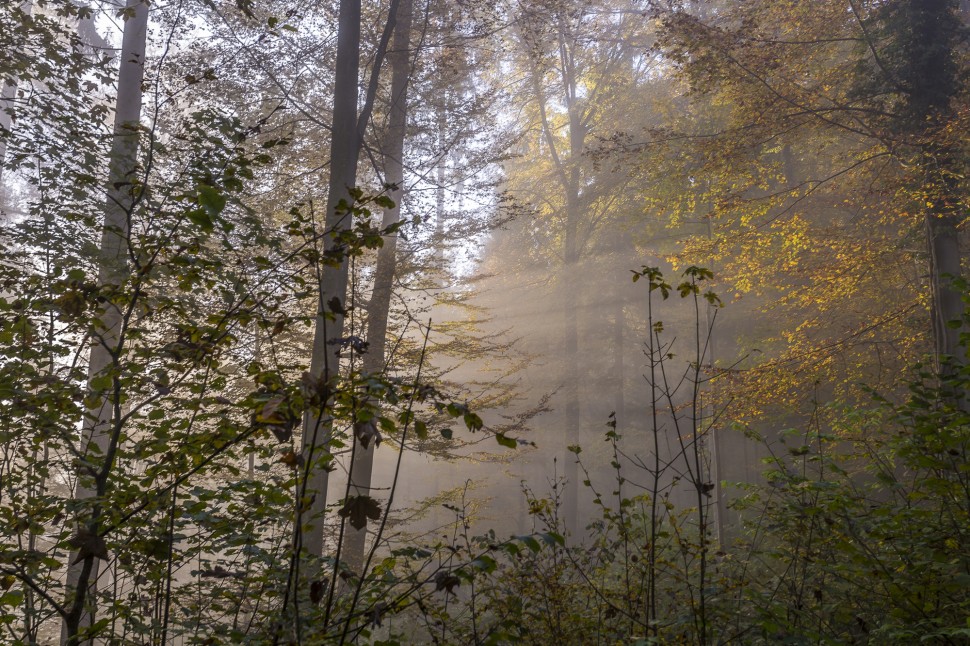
[186,208,214,232]
[198,184,226,217]
[414,419,428,440]
[469,555,496,573]
[495,433,517,449]
[517,535,541,553]
[463,411,483,432]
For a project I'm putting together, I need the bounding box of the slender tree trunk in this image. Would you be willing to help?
[301,0,402,558]
[612,288,625,426]
[61,1,148,642]
[0,0,32,189]
[434,86,448,267]
[344,0,413,576]
[561,184,581,537]
[300,0,364,559]
[521,15,587,537]
[926,201,964,365]
[561,59,585,539]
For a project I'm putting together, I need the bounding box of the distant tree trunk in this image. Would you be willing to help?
[61,1,148,643]
[344,0,413,576]
[522,13,587,537]
[560,34,585,540]
[0,0,32,189]
[900,0,966,387]
[300,0,364,559]
[434,83,448,267]
[612,287,625,427]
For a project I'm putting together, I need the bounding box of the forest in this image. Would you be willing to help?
[0,0,968,643]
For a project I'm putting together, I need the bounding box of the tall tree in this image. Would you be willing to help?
[508,0,646,534]
[344,0,414,575]
[300,0,401,558]
[61,1,148,642]
[0,0,32,188]
[650,0,970,421]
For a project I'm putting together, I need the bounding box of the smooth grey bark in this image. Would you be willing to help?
[0,1,32,189]
[300,0,364,560]
[301,0,402,558]
[61,1,148,643]
[344,0,413,575]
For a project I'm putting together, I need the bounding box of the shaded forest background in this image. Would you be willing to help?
[0,0,968,643]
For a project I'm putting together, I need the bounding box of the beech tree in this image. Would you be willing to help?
[648,0,970,419]
[343,0,413,575]
[61,3,148,642]
[501,0,652,534]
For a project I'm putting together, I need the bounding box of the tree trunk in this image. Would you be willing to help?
[902,0,966,390]
[301,0,402,558]
[300,0,364,559]
[61,1,148,642]
[344,0,413,576]
[561,48,585,539]
[521,14,587,538]
[0,0,32,189]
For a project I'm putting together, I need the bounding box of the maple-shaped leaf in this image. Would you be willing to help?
[434,571,460,594]
[337,495,382,530]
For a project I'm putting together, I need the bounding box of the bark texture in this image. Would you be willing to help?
[61,1,148,642]
[344,0,413,575]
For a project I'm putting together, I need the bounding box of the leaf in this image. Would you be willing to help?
[310,579,326,604]
[257,395,286,425]
[469,555,496,572]
[269,425,293,443]
[326,296,346,316]
[70,526,109,563]
[338,495,382,530]
[463,411,484,432]
[198,184,226,217]
[186,208,214,232]
[414,419,428,440]
[354,420,381,450]
[434,571,460,593]
[517,535,541,553]
[495,433,517,449]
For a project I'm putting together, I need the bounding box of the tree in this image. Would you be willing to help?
[501,0,652,535]
[648,0,970,421]
[299,0,402,558]
[61,1,148,641]
[343,0,413,575]
[0,0,32,188]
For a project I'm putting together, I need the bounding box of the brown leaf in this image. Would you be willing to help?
[337,495,382,530]
[257,395,286,425]
[354,420,381,450]
[434,571,460,594]
[269,424,293,443]
[300,372,331,404]
[70,526,109,563]
[310,579,326,604]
